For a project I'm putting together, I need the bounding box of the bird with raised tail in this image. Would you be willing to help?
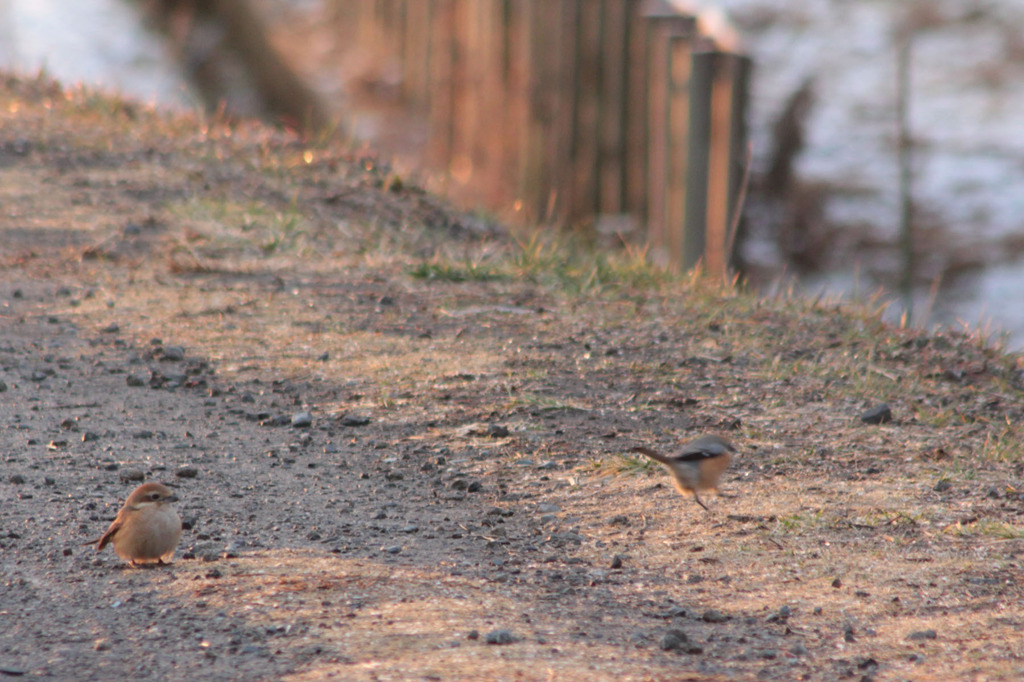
[87,482,182,566]
[631,434,735,510]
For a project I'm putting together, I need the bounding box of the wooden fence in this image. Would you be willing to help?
[333,0,751,274]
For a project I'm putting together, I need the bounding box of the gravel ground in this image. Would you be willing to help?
[2,74,1024,681]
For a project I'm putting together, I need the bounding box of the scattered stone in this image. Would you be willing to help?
[118,469,145,483]
[46,440,68,450]
[484,629,517,645]
[659,629,701,653]
[175,465,199,479]
[467,630,479,640]
[767,605,791,622]
[906,629,937,641]
[339,414,371,427]
[291,412,313,428]
[450,479,469,491]
[193,542,223,562]
[8,474,26,485]
[132,430,155,439]
[100,323,120,334]
[467,481,483,493]
[860,403,892,424]
[382,545,402,555]
[610,554,625,569]
[486,424,509,438]
[538,503,561,513]
[261,415,291,427]
[933,479,952,492]
[844,624,857,642]
[93,638,112,651]
[60,418,78,431]
[832,577,842,589]
[607,514,630,526]
[160,345,186,361]
[702,609,729,623]
[317,351,329,362]
[0,381,7,392]
[82,431,100,442]
[126,374,146,387]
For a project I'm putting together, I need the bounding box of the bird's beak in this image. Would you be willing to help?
[165,494,180,503]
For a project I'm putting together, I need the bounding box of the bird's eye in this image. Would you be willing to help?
[150,493,160,500]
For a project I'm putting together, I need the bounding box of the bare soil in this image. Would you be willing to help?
[2,74,1024,681]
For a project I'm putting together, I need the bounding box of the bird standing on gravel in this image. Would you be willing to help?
[631,434,735,510]
[86,482,182,566]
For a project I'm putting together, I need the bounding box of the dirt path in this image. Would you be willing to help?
[2,74,1023,681]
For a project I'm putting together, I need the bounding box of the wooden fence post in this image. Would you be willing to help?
[331,0,750,272]
[643,7,696,266]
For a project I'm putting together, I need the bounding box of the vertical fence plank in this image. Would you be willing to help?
[599,0,629,217]
[507,0,534,219]
[570,1,604,222]
[704,52,738,276]
[402,1,433,111]
[727,54,752,267]
[683,50,714,271]
[623,0,649,220]
[644,10,696,265]
[427,0,456,169]
[666,36,694,270]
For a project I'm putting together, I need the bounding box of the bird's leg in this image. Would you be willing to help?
[693,492,710,511]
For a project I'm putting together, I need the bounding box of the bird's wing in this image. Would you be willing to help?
[94,518,123,551]
[674,436,733,461]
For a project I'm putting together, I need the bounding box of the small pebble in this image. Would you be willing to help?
[8,474,27,485]
[339,414,371,427]
[291,412,313,428]
[860,403,892,424]
[193,542,223,562]
[484,629,516,645]
[906,629,937,641]
[660,629,700,653]
[486,424,509,438]
[175,465,199,479]
[119,469,145,483]
[161,345,186,361]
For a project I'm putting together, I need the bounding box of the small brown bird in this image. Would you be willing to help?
[631,434,735,510]
[87,482,182,566]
